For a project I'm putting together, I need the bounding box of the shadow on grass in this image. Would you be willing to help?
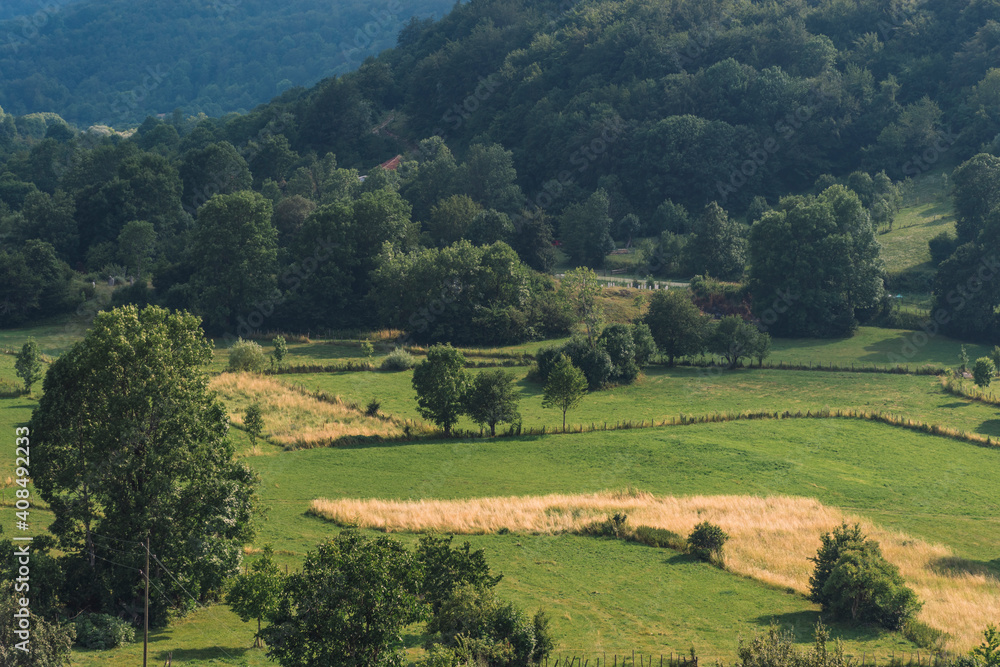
[929,555,999,579]
[973,419,1000,437]
[154,646,251,661]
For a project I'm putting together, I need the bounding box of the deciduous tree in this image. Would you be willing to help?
[262,530,425,667]
[412,344,468,436]
[644,290,707,365]
[15,336,44,393]
[463,369,521,436]
[542,354,588,432]
[228,546,283,648]
[30,305,258,625]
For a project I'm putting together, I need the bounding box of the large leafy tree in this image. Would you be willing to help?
[952,153,1000,244]
[262,530,425,667]
[644,290,708,365]
[370,241,544,346]
[190,190,278,333]
[685,202,746,281]
[412,344,469,436]
[560,189,614,268]
[179,141,253,214]
[30,305,258,626]
[284,188,415,330]
[463,369,521,436]
[707,316,765,369]
[748,185,884,337]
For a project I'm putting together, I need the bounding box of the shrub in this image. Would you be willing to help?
[808,523,868,605]
[244,403,264,446]
[380,347,416,371]
[365,398,381,417]
[821,542,921,630]
[631,525,686,551]
[974,357,996,388]
[531,346,565,384]
[809,524,921,630]
[581,512,629,539]
[903,620,947,652]
[738,621,852,667]
[928,231,957,266]
[687,521,729,563]
[228,338,266,372]
[973,625,1000,667]
[74,613,136,649]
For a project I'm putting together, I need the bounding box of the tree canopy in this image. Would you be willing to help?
[30,305,258,625]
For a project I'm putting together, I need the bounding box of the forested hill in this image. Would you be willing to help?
[234,0,1000,216]
[0,0,81,21]
[0,0,454,126]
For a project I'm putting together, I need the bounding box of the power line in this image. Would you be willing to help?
[88,532,251,659]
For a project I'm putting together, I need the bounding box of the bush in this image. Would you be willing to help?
[581,512,629,539]
[687,521,729,563]
[631,525,686,551]
[74,613,136,649]
[974,357,996,388]
[366,398,381,417]
[809,524,921,630]
[928,231,958,266]
[531,346,565,384]
[903,619,947,652]
[822,542,921,629]
[738,621,853,667]
[380,347,416,371]
[228,338,266,372]
[808,523,867,605]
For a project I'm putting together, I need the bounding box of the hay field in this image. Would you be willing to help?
[310,491,1000,651]
[210,372,427,447]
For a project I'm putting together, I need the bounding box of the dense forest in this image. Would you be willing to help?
[0,0,454,125]
[2,0,1000,343]
[0,0,80,22]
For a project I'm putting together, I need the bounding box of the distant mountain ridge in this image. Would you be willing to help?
[0,0,454,126]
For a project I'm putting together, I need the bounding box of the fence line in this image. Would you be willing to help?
[435,408,1000,450]
[541,651,948,667]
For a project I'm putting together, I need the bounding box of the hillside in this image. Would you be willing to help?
[232,0,1000,216]
[0,0,454,126]
[0,0,80,21]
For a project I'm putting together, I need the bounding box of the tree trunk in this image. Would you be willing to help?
[490,422,496,437]
[562,410,567,432]
[256,617,261,648]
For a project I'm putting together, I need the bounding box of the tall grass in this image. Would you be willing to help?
[209,373,432,448]
[309,491,1000,652]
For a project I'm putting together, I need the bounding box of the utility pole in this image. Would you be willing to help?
[143,535,150,667]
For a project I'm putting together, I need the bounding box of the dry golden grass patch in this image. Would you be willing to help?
[210,373,426,448]
[309,491,999,650]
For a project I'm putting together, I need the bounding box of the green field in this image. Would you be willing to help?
[879,201,955,278]
[272,364,1000,440]
[3,301,1000,664]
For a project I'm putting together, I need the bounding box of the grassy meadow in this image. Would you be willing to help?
[2,235,999,663]
[268,364,1000,440]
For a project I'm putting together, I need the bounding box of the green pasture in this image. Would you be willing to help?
[878,200,954,277]
[273,365,1000,441]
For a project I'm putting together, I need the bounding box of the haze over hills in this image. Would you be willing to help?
[0,0,81,21]
[0,0,455,126]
